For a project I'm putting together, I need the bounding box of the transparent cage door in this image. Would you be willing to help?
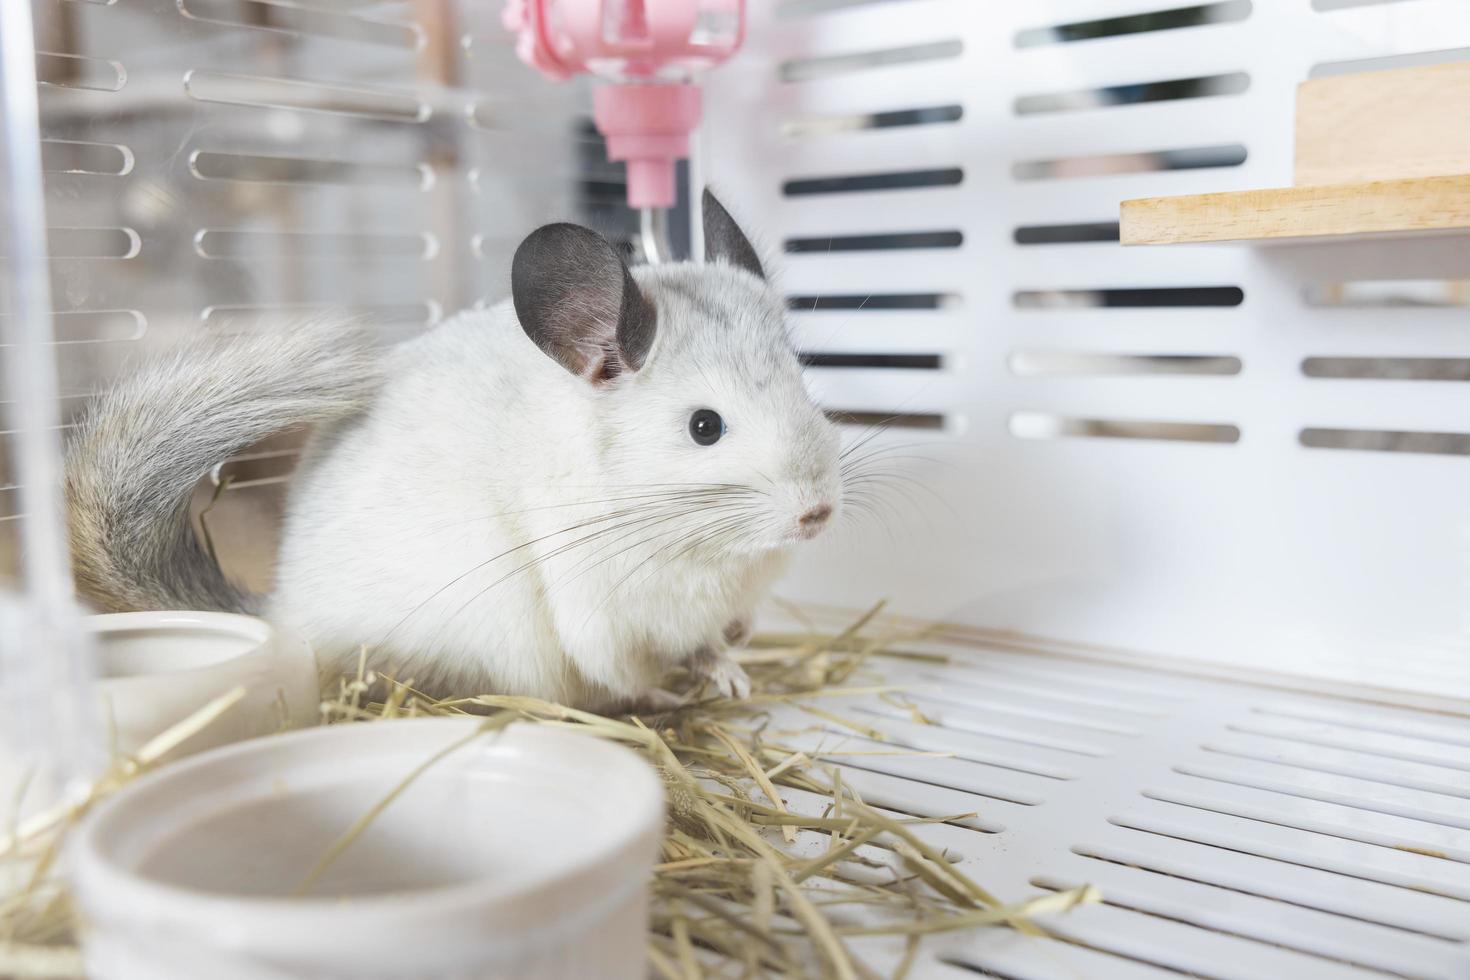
[0,0,99,820]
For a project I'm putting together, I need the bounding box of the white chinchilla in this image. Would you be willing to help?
[65,192,847,710]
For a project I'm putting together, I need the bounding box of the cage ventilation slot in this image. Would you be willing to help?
[1299,429,1470,456]
[39,140,133,176]
[789,292,959,311]
[36,227,139,260]
[1014,223,1121,245]
[783,103,963,138]
[778,39,963,82]
[189,151,433,190]
[0,310,146,346]
[777,0,924,17]
[785,230,962,252]
[35,51,125,91]
[1014,144,1248,182]
[783,167,964,197]
[1013,287,1244,309]
[200,302,441,333]
[176,0,421,49]
[1015,1,1254,48]
[1010,353,1242,377]
[192,230,438,260]
[1305,280,1470,308]
[800,353,943,370]
[183,70,430,122]
[1015,72,1251,116]
[823,410,945,430]
[1011,414,1242,445]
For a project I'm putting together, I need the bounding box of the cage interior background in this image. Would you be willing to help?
[5,0,1470,977]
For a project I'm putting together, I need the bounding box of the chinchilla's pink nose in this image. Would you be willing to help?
[799,504,833,531]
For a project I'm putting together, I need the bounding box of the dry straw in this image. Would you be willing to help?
[320,601,1099,978]
[0,602,1098,979]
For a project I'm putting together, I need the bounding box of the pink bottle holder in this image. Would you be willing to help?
[503,0,746,209]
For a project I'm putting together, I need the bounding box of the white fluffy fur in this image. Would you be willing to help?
[270,263,841,708]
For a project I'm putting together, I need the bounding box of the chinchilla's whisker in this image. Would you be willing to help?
[573,510,746,638]
[380,513,628,645]
[847,468,949,506]
[836,372,939,461]
[844,454,954,478]
[667,508,755,563]
[840,440,940,469]
[806,293,874,352]
[413,486,753,589]
[840,455,952,486]
[696,512,756,550]
[841,479,905,543]
[863,480,924,516]
[687,507,768,570]
[842,415,891,446]
[609,512,752,613]
[416,488,725,537]
[843,478,928,523]
[838,476,902,525]
[489,503,717,587]
[551,500,754,592]
[838,420,892,461]
[846,476,923,531]
[569,481,772,496]
[439,489,762,634]
[747,464,779,490]
[378,499,705,646]
[604,506,754,599]
[696,519,761,569]
[837,405,930,460]
[836,500,874,536]
[412,487,768,660]
[839,440,941,476]
[421,503,726,652]
[839,436,955,525]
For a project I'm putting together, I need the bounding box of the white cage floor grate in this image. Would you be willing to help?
[781,640,1470,979]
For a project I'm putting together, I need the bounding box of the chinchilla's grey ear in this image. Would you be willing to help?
[512,223,657,384]
[702,189,765,280]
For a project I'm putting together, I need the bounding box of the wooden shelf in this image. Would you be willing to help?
[1120,173,1470,246]
[1121,64,1470,246]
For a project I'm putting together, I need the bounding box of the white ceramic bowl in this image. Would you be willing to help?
[88,611,318,760]
[71,718,665,980]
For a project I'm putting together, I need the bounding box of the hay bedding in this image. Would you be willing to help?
[0,603,1097,979]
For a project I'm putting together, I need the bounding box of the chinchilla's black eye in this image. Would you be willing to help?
[689,409,725,447]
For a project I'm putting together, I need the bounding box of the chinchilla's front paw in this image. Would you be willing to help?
[689,646,751,700]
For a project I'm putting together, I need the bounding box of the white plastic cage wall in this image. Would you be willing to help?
[5,0,1470,978]
[707,0,1470,707]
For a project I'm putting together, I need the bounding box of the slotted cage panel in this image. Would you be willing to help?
[703,0,1470,702]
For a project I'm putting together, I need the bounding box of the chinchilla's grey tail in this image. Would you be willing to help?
[64,320,380,613]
